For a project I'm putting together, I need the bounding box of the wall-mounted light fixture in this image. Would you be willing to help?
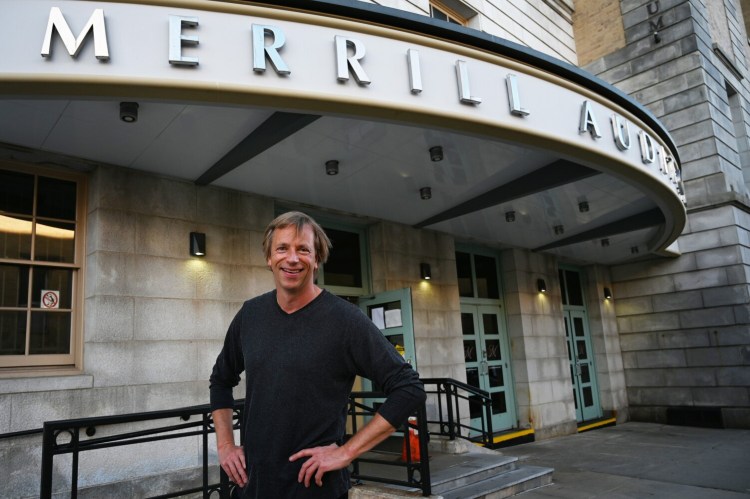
[505,211,516,222]
[325,160,339,176]
[554,225,564,235]
[578,201,589,213]
[604,287,613,300]
[190,232,206,257]
[420,187,432,200]
[420,262,431,280]
[601,238,610,247]
[120,102,139,123]
[429,146,444,162]
[537,278,547,293]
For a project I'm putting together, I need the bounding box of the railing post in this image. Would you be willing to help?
[40,424,54,499]
[202,412,209,499]
[445,383,456,441]
[71,428,80,499]
[416,404,431,496]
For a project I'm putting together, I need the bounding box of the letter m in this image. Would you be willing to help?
[41,7,109,60]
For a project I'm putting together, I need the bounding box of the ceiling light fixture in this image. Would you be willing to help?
[325,160,339,175]
[429,146,444,162]
[120,102,139,123]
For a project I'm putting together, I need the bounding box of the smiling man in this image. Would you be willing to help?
[209,211,426,498]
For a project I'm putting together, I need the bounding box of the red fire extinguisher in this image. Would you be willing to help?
[401,416,420,462]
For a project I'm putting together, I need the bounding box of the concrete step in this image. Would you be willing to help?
[440,465,553,499]
[429,453,519,494]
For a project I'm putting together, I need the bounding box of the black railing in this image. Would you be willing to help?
[421,378,495,448]
[347,391,431,496]
[40,402,244,499]
[39,396,432,498]
[37,381,483,497]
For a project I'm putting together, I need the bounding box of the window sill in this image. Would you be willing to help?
[0,371,93,394]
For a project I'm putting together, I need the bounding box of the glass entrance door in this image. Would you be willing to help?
[561,303,602,422]
[462,304,514,432]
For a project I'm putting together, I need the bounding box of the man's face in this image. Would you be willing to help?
[267,224,318,295]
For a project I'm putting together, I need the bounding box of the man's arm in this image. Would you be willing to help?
[289,412,395,488]
[213,408,248,487]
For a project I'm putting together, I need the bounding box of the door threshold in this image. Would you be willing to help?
[577,416,616,433]
[473,428,535,448]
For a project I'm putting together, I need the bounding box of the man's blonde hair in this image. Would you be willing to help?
[263,211,332,264]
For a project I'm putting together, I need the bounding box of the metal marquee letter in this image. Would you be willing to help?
[252,24,290,75]
[579,100,602,139]
[456,60,482,104]
[168,15,199,66]
[41,7,109,60]
[335,35,370,85]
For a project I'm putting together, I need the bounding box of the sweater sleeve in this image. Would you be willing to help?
[209,307,246,411]
[347,310,426,428]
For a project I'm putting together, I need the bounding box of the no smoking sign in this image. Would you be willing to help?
[41,290,60,309]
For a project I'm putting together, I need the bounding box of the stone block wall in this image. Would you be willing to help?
[583,0,750,427]
[0,165,273,496]
[501,248,577,439]
[368,221,464,381]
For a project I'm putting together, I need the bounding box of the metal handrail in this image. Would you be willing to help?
[36,379,482,497]
[40,402,243,499]
[348,391,431,496]
[420,378,495,448]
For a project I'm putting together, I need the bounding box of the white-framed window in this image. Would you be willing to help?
[430,0,468,26]
[0,163,86,372]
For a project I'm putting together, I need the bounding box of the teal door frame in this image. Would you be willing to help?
[559,266,602,423]
[461,303,516,432]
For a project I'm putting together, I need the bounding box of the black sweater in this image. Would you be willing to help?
[209,290,425,498]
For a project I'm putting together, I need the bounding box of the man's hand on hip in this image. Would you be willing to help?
[289,443,352,488]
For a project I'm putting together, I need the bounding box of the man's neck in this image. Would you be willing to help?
[276,286,322,314]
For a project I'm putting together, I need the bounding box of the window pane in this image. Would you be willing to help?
[485,339,501,361]
[474,255,499,299]
[482,313,499,335]
[456,251,473,297]
[565,270,584,306]
[0,264,29,307]
[487,366,504,387]
[464,340,477,362]
[465,367,479,388]
[582,387,594,407]
[0,169,34,215]
[491,392,507,415]
[0,311,26,355]
[468,394,482,419]
[430,6,448,21]
[0,215,33,260]
[32,267,73,309]
[559,269,567,305]
[461,312,475,335]
[37,177,77,220]
[323,228,362,288]
[34,220,76,263]
[29,311,70,354]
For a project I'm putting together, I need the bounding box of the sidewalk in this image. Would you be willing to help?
[511,422,750,498]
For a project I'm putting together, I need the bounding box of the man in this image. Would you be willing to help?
[209,211,426,498]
